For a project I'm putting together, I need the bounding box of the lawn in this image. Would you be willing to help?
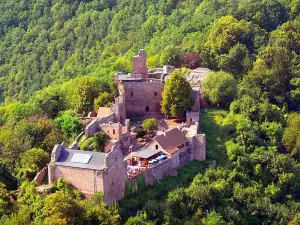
[199,108,232,166]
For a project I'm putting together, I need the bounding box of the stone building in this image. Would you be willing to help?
[47,49,207,204]
[114,49,201,123]
[48,142,127,204]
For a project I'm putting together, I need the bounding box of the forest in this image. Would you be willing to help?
[0,0,299,224]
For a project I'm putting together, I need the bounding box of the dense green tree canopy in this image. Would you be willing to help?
[18,148,49,180]
[161,71,194,118]
[0,0,299,224]
[202,71,238,108]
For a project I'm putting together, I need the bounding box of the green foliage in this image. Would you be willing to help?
[55,115,83,140]
[0,183,11,217]
[94,92,113,110]
[142,118,158,133]
[0,158,17,190]
[0,0,299,224]
[202,71,237,108]
[242,45,298,108]
[202,211,226,225]
[43,189,85,225]
[93,131,108,152]
[18,148,49,180]
[79,137,94,151]
[161,71,194,118]
[282,113,300,155]
[136,127,147,138]
[72,77,98,115]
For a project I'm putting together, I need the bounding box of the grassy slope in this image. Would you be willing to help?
[119,108,231,221]
[199,108,231,166]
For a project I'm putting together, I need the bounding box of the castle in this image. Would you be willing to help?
[47,49,208,204]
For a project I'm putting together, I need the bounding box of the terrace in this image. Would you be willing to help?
[126,148,168,178]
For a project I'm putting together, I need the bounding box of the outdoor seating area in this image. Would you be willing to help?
[127,165,147,178]
[126,147,169,177]
[148,154,167,166]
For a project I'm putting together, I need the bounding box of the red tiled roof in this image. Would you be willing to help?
[155,128,187,155]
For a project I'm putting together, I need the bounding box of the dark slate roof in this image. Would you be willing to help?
[55,148,106,170]
[135,149,161,159]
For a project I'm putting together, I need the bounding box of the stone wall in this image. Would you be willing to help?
[133,49,148,80]
[186,111,200,124]
[128,154,180,186]
[191,134,206,161]
[48,164,104,196]
[103,143,128,204]
[100,123,123,140]
[123,82,164,118]
[34,167,47,184]
[51,142,65,163]
[85,115,114,137]
[110,86,126,124]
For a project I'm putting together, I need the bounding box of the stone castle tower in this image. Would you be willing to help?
[133,49,148,80]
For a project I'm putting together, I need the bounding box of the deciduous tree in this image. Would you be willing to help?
[161,71,194,118]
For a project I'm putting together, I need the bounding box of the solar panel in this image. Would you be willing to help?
[71,153,91,164]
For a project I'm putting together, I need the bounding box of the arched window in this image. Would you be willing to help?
[113,129,115,135]
[145,106,150,112]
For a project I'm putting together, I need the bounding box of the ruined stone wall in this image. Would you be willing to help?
[85,115,115,137]
[123,82,164,118]
[186,111,200,124]
[191,134,206,161]
[48,165,104,195]
[191,90,200,112]
[100,123,122,140]
[133,49,148,80]
[128,155,180,186]
[110,84,126,124]
[51,143,65,163]
[103,143,127,204]
[34,167,47,184]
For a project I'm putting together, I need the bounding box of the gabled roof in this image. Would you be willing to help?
[155,128,187,155]
[55,148,106,170]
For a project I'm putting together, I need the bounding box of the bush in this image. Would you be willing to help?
[136,127,147,138]
[142,118,158,133]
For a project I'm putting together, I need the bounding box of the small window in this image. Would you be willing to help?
[112,182,114,186]
[154,92,157,96]
[131,92,133,97]
[156,145,158,149]
[113,129,115,135]
[146,106,150,112]
[186,142,189,146]
[115,158,117,163]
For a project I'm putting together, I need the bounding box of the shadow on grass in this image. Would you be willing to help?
[200,108,232,166]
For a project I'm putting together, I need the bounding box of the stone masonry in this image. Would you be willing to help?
[133,49,148,80]
[47,49,207,204]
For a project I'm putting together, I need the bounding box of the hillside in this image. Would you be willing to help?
[0,0,299,103]
[0,0,300,224]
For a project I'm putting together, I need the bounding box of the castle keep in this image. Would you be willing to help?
[47,49,207,204]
